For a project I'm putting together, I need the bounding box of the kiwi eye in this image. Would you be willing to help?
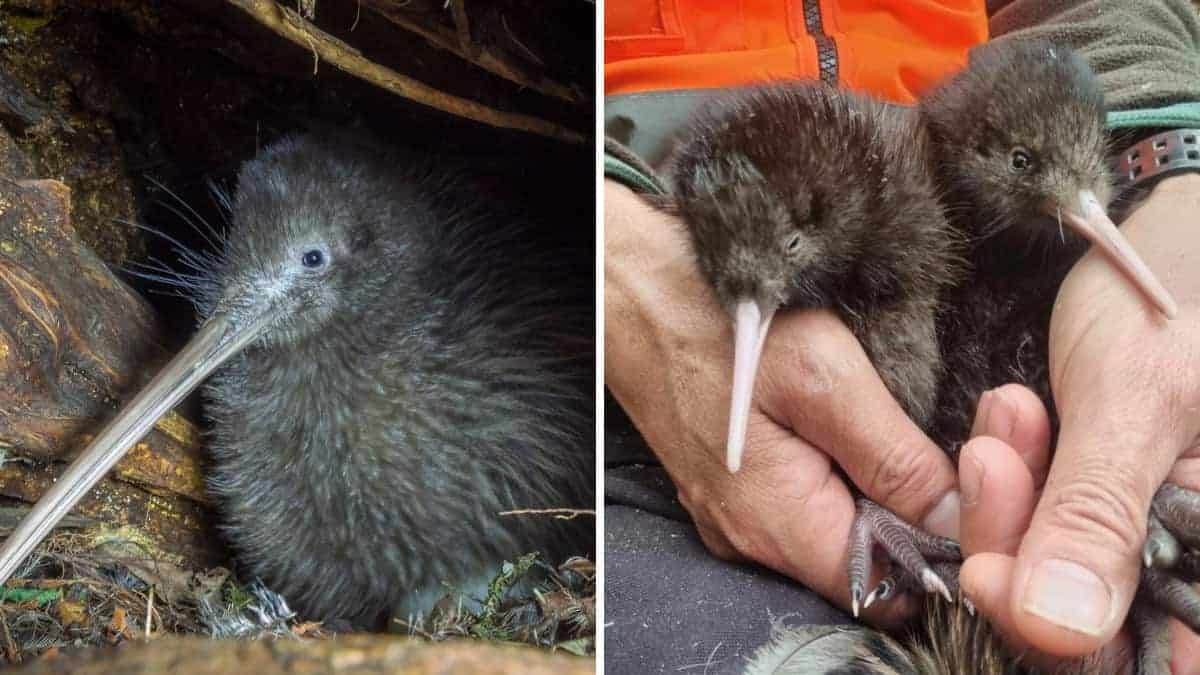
[1009,148,1033,173]
[301,249,325,268]
[784,233,803,254]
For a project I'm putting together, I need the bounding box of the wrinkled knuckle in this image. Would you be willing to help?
[695,524,739,561]
[678,485,757,560]
[866,436,937,513]
[675,484,702,517]
[711,505,762,562]
[676,481,720,530]
[1044,467,1147,559]
[722,528,760,561]
[769,340,836,401]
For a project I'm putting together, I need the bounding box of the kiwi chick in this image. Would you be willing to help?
[0,134,595,629]
[666,79,967,614]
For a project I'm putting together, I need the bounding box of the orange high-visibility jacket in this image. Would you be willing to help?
[605,1,989,105]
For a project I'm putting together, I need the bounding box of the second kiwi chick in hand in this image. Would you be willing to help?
[917,39,1197,674]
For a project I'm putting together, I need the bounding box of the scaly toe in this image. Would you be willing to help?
[1141,567,1200,634]
[1144,514,1180,569]
[1131,595,1172,675]
[1153,484,1200,550]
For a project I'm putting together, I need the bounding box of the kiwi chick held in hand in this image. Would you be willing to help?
[668,81,964,473]
[919,41,1176,319]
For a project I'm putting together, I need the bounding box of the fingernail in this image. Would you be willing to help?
[972,391,995,437]
[960,450,985,508]
[923,490,961,540]
[1021,558,1112,636]
[985,389,1018,440]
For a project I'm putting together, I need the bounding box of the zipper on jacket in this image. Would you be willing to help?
[802,0,838,86]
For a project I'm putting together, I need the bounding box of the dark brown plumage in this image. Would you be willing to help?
[791,40,1194,675]
[198,136,594,625]
[668,80,963,472]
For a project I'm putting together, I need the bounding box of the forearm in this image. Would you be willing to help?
[604,182,671,414]
[604,181,723,444]
[989,0,1200,113]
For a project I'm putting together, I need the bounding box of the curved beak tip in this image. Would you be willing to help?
[1063,190,1179,320]
[726,446,743,474]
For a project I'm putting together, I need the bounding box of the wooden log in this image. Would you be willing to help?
[0,71,70,134]
[13,635,594,674]
[0,175,220,568]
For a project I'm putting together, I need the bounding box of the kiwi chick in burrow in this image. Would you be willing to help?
[0,135,595,628]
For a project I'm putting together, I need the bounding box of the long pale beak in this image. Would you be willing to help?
[726,298,776,473]
[0,311,270,586]
[1059,190,1178,319]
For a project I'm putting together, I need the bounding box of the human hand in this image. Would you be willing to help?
[604,180,961,625]
[959,382,1200,672]
[957,173,1200,660]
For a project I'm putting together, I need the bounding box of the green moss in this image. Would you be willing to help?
[2,11,53,34]
[222,581,254,612]
[469,553,538,640]
[0,586,62,606]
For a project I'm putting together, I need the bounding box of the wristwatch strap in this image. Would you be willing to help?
[604,137,667,196]
[1111,129,1200,200]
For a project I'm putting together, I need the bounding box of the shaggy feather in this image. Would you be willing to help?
[673,40,1160,675]
[740,601,1114,675]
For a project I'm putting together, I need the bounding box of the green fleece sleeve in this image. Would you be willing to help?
[603,137,668,195]
[987,0,1200,127]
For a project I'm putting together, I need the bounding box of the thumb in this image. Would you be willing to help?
[1007,413,1181,656]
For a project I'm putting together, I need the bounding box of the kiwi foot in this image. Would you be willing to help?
[865,561,966,614]
[1131,596,1171,675]
[1151,484,1200,552]
[848,497,961,616]
[1133,484,1200,675]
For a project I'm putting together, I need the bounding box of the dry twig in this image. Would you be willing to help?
[364,2,578,103]
[0,611,18,664]
[225,0,584,144]
[449,0,478,59]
